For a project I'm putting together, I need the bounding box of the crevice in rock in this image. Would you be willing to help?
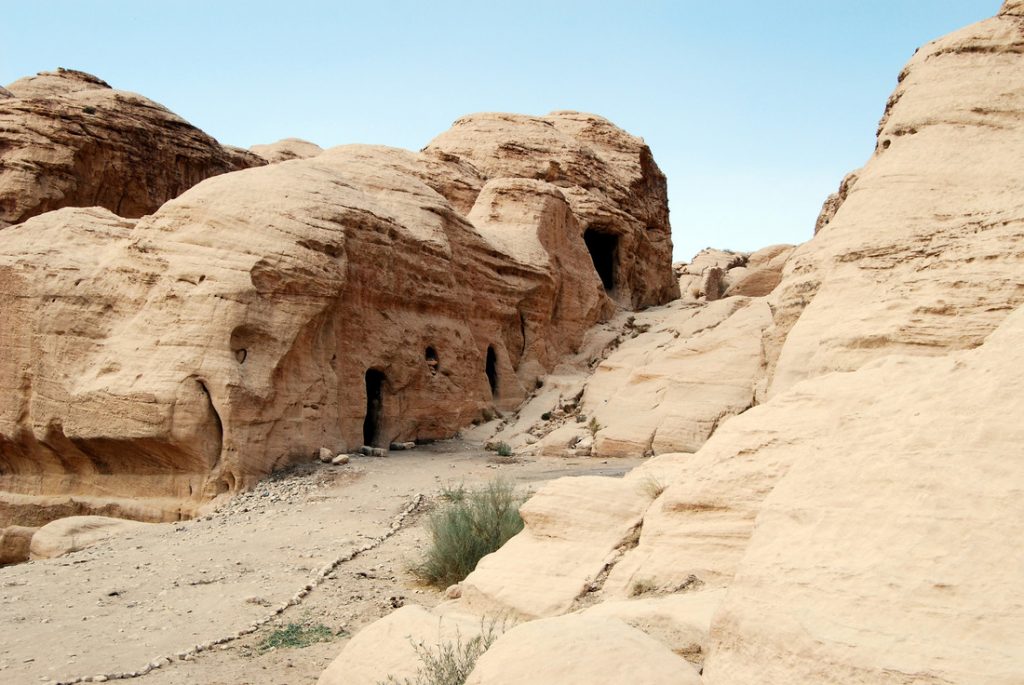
[570,518,644,612]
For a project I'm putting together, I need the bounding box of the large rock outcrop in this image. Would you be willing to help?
[764,6,1024,394]
[0,68,264,229]
[322,5,1024,684]
[0,111,675,524]
[426,112,678,308]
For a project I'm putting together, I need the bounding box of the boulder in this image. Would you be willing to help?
[464,614,701,685]
[250,137,323,163]
[29,515,153,559]
[725,244,794,297]
[0,525,36,564]
[0,68,263,229]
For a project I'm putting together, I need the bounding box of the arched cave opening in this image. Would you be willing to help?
[485,346,498,397]
[583,228,618,291]
[363,369,386,447]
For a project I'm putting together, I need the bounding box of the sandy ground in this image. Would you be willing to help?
[0,439,644,685]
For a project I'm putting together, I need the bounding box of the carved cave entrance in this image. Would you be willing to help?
[486,346,498,397]
[584,228,618,291]
[363,369,386,447]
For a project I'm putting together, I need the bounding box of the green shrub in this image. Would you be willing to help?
[495,441,513,458]
[258,622,335,652]
[439,483,467,502]
[540,411,552,421]
[414,479,526,588]
[588,417,602,436]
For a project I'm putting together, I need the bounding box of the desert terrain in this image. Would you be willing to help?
[2,3,1023,685]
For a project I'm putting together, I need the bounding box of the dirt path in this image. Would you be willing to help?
[0,440,644,685]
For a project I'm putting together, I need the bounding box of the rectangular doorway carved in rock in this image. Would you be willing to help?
[363,369,385,447]
[584,228,618,291]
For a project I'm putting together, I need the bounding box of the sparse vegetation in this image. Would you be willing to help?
[540,411,552,421]
[588,417,602,436]
[629,578,658,597]
[258,622,336,653]
[413,479,526,588]
[439,483,467,503]
[379,619,505,685]
[495,441,513,458]
[638,474,667,499]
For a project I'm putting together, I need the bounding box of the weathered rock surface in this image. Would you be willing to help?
[28,515,153,559]
[698,305,1024,683]
[250,137,323,163]
[426,111,679,308]
[318,605,485,685]
[0,68,264,229]
[464,614,702,685]
[457,475,651,619]
[674,245,792,302]
[725,243,794,297]
[765,6,1024,395]
[488,285,776,460]
[580,590,724,669]
[0,108,674,523]
[0,524,36,564]
[583,297,770,456]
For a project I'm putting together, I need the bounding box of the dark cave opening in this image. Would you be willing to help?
[584,228,618,291]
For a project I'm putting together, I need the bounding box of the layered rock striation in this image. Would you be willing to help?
[765,5,1024,394]
[0,68,264,229]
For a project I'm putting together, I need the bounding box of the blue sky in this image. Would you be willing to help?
[2,1,1000,259]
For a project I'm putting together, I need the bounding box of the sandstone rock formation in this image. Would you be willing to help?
[0,524,35,565]
[673,245,793,302]
[426,112,679,308]
[0,109,675,525]
[482,248,790,460]
[250,137,323,163]
[0,68,264,229]
[321,4,1024,684]
[28,515,153,560]
[764,4,1024,395]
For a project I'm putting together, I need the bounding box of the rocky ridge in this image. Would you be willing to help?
[0,68,264,228]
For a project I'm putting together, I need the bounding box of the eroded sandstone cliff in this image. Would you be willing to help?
[0,68,265,229]
[0,107,676,526]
